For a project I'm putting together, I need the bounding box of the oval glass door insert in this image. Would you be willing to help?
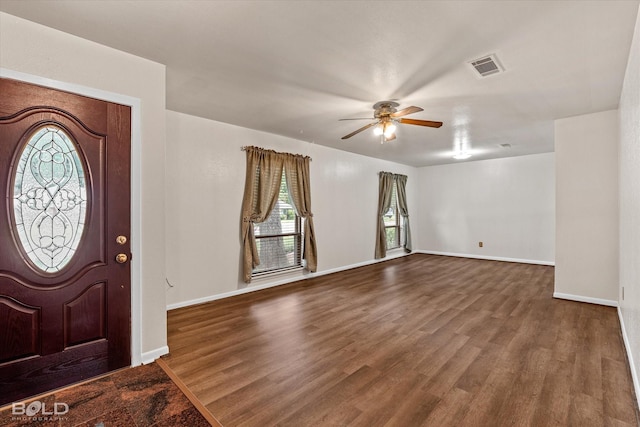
[12,125,87,273]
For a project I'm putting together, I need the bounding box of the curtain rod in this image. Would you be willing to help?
[241,146,312,161]
[379,171,407,177]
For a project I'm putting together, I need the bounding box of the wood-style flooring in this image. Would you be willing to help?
[164,254,639,426]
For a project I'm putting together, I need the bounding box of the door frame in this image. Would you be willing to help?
[0,67,143,367]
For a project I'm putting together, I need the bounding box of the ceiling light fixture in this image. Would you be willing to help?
[384,122,396,138]
[373,120,396,141]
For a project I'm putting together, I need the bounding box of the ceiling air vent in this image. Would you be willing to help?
[469,54,503,77]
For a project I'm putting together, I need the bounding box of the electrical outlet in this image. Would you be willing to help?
[479,241,483,248]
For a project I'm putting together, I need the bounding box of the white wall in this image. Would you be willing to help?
[0,13,168,361]
[619,6,640,407]
[555,110,619,305]
[415,153,555,264]
[165,110,418,308]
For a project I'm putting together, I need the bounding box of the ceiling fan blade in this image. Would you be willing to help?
[338,118,374,121]
[399,118,443,128]
[385,133,397,142]
[341,122,378,139]
[390,106,424,118]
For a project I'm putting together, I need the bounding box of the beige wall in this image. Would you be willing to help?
[619,5,640,406]
[165,110,418,307]
[554,109,619,305]
[416,153,555,264]
[0,12,168,361]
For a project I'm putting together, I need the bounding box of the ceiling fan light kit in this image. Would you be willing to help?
[373,121,396,138]
[340,101,443,143]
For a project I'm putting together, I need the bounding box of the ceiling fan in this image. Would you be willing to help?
[340,101,443,143]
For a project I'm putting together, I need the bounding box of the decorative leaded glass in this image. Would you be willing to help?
[12,126,87,273]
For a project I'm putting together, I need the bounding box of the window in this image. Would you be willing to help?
[240,145,317,283]
[252,171,303,275]
[375,171,410,259]
[384,182,403,250]
[12,126,87,273]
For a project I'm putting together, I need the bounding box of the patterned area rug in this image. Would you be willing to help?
[0,360,216,426]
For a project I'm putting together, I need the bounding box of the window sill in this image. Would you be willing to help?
[386,247,410,257]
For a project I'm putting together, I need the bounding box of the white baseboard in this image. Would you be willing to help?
[552,292,618,307]
[140,346,169,365]
[415,250,555,266]
[166,251,411,311]
[618,307,640,410]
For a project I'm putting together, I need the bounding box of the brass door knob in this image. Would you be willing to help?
[115,253,128,264]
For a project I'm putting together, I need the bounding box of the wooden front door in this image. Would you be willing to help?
[0,78,131,406]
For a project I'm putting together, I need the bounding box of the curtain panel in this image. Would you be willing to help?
[395,174,412,252]
[375,172,395,259]
[240,146,317,283]
[283,154,318,274]
[375,171,412,259]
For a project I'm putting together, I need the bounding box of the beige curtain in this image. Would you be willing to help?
[395,174,412,252]
[283,154,318,273]
[241,146,317,283]
[240,147,285,282]
[375,172,395,259]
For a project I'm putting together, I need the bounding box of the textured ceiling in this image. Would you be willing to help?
[1,0,638,166]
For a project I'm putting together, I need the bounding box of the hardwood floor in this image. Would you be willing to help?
[164,254,639,426]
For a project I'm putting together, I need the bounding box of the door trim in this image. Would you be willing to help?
[0,67,144,366]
